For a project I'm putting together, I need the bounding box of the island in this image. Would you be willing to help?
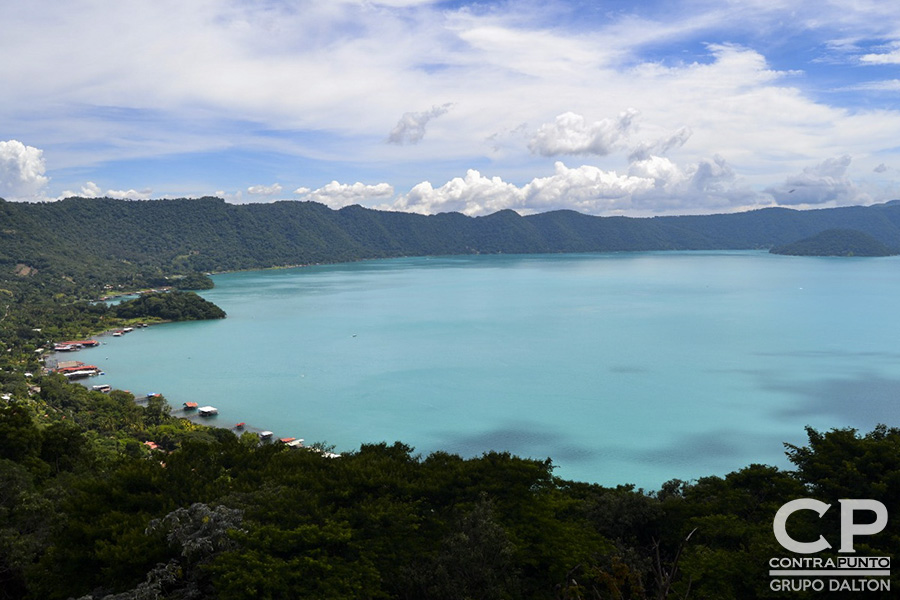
[769,228,900,257]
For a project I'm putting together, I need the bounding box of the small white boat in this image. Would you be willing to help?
[198,406,218,416]
[258,431,273,440]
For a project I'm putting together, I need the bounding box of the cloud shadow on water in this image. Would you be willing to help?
[429,421,598,465]
[765,372,900,429]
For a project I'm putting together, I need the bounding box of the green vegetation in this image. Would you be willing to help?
[3,371,899,599]
[770,228,900,256]
[113,291,226,321]
[1,197,899,598]
[4,198,900,280]
[168,273,215,290]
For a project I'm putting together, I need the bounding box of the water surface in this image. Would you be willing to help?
[83,251,900,488]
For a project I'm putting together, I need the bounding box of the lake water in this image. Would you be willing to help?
[81,251,900,489]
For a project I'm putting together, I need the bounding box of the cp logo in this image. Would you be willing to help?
[773,499,888,554]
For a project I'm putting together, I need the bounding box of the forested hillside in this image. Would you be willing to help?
[4,197,900,287]
[770,228,899,256]
[2,197,900,598]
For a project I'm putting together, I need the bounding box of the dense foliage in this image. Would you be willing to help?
[4,197,900,280]
[2,197,899,598]
[113,291,226,321]
[2,370,899,599]
[769,228,900,256]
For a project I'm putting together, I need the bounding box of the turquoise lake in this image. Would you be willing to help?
[82,251,900,489]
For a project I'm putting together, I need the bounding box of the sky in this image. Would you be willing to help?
[2,0,900,217]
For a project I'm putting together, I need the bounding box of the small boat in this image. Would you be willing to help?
[234,422,245,430]
[147,392,161,398]
[258,431,273,440]
[279,437,296,444]
[183,402,198,410]
[92,384,111,393]
[285,439,304,449]
[198,406,218,417]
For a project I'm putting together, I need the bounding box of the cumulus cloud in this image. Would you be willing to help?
[628,126,693,162]
[0,140,49,201]
[626,154,757,211]
[60,181,103,199]
[525,163,654,213]
[874,163,888,173]
[529,110,638,157]
[389,158,743,216]
[393,170,524,215]
[296,181,395,210]
[247,183,283,196]
[107,188,152,200]
[59,181,153,200]
[388,103,453,145]
[215,189,243,203]
[766,155,867,206]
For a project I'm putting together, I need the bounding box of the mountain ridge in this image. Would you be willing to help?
[4,197,900,285]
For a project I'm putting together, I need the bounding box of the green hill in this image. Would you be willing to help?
[4,197,900,292]
[770,228,900,256]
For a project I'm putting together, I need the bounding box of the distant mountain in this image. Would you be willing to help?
[4,197,900,285]
[769,228,899,256]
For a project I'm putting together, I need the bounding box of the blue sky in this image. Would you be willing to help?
[2,0,900,216]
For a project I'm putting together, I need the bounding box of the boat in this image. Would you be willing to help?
[183,402,198,410]
[258,431,273,440]
[198,406,218,416]
[65,340,100,347]
[234,422,245,430]
[92,384,111,393]
[278,437,296,444]
[285,439,304,449]
[59,364,101,378]
[63,369,99,379]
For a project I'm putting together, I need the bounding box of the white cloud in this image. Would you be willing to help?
[529,110,638,157]
[388,157,753,217]
[766,155,868,206]
[629,126,693,162]
[626,154,759,212]
[4,3,900,213]
[107,188,153,200]
[58,181,153,200]
[860,43,900,64]
[393,170,524,215]
[247,183,283,196]
[388,103,453,145]
[216,189,243,203]
[524,162,653,213]
[846,79,900,92]
[0,140,49,201]
[60,181,103,199]
[297,181,395,210]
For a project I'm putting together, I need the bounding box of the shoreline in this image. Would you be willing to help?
[45,324,308,449]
